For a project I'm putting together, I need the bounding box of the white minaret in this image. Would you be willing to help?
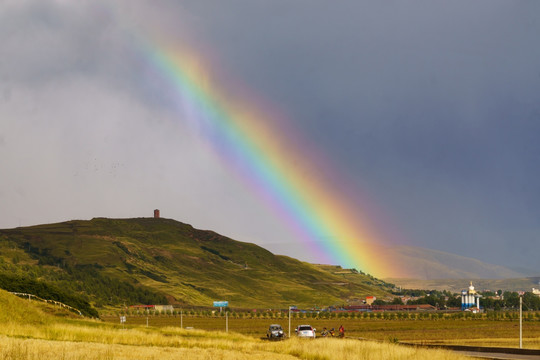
[462,281,480,311]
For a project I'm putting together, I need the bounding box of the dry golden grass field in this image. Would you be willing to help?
[0,333,474,360]
[0,290,479,360]
[101,313,540,349]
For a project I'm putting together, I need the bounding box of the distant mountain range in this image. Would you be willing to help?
[383,276,540,293]
[380,245,534,280]
[377,245,538,292]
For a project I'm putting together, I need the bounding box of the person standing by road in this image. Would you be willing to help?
[338,325,345,338]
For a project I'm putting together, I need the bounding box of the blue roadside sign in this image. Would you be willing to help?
[213,301,228,307]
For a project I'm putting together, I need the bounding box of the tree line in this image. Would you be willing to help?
[385,289,540,310]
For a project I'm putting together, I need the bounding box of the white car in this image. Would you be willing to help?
[295,324,316,338]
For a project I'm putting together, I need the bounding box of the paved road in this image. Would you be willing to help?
[351,337,540,359]
[402,343,540,360]
[453,350,540,359]
[453,350,540,360]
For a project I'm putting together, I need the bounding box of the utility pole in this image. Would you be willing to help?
[519,295,523,349]
[288,306,291,338]
[181,310,183,329]
[226,311,229,333]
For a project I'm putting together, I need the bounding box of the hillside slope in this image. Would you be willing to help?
[0,218,392,309]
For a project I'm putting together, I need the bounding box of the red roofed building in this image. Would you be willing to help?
[365,296,376,305]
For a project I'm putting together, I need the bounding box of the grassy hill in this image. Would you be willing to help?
[0,217,392,310]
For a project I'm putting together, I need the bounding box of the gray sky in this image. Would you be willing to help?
[1,0,539,273]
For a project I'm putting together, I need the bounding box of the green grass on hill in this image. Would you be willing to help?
[0,218,393,310]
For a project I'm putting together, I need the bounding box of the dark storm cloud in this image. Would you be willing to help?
[169,0,540,270]
[0,0,293,253]
[1,0,539,272]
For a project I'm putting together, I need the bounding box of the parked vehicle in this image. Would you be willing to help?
[267,324,285,340]
[295,324,316,338]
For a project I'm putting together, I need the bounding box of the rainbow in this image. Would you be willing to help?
[137,41,402,278]
[87,0,404,279]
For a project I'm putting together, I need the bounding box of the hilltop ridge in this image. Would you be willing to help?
[0,217,393,309]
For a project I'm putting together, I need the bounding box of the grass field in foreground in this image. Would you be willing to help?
[0,289,472,360]
[0,331,471,360]
[101,314,540,349]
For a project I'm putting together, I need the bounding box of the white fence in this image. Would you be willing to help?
[9,292,83,316]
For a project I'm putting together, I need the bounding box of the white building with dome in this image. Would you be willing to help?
[461,282,481,311]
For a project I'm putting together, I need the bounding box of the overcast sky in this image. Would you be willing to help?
[1,0,539,273]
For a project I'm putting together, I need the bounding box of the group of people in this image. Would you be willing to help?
[320,325,345,338]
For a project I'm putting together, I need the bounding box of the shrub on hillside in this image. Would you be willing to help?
[0,273,98,317]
